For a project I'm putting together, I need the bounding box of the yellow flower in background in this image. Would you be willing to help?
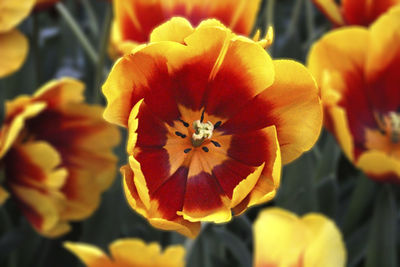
[313,0,400,26]
[103,17,322,238]
[253,208,346,267]
[110,0,264,57]
[0,78,120,237]
[0,0,35,78]
[308,6,400,183]
[65,238,185,267]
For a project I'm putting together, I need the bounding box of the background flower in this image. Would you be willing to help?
[0,0,34,78]
[253,208,346,267]
[312,0,400,26]
[0,78,120,237]
[110,0,262,57]
[103,17,322,238]
[65,238,185,267]
[308,6,400,183]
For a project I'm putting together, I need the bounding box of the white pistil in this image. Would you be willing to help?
[192,120,214,147]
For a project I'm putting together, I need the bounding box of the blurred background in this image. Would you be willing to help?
[0,0,399,266]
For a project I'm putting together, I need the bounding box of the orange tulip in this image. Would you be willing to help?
[65,238,185,267]
[110,0,265,57]
[0,0,35,78]
[0,78,120,237]
[313,0,400,26]
[254,208,346,267]
[308,6,400,182]
[103,17,322,237]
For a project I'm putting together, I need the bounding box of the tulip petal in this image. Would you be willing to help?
[222,60,321,164]
[366,6,400,112]
[64,242,112,266]
[357,150,400,182]
[0,0,35,32]
[150,17,194,43]
[342,0,400,26]
[0,186,10,205]
[254,208,346,267]
[0,30,29,78]
[312,0,345,26]
[308,27,376,159]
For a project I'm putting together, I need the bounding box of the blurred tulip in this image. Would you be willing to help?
[65,238,185,267]
[253,208,346,267]
[313,0,400,26]
[308,6,400,183]
[0,0,35,78]
[110,0,265,57]
[0,78,120,237]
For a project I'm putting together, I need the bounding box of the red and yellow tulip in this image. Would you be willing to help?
[103,17,322,238]
[0,0,35,78]
[0,78,120,237]
[65,238,185,267]
[308,6,400,183]
[313,0,400,26]
[110,0,264,57]
[254,208,346,267]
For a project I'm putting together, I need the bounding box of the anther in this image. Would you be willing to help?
[210,140,221,147]
[178,119,189,127]
[184,148,192,153]
[214,121,222,129]
[202,146,209,152]
[175,131,186,138]
[200,109,205,122]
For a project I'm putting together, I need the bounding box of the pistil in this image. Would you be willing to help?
[192,120,214,147]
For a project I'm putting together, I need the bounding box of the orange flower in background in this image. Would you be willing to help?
[65,238,185,267]
[308,6,400,182]
[110,0,264,57]
[0,78,120,237]
[103,17,322,238]
[0,0,35,78]
[313,0,400,26]
[253,208,346,267]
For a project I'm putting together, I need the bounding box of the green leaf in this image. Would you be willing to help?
[346,221,369,267]
[316,174,338,218]
[365,185,398,267]
[212,227,252,267]
[342,173,376,235]
[276,152,318,214]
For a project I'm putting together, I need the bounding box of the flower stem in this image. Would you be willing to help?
[55,2,99,65]
[285,0,304,38]
[266,0,275,54]
[81,0,99,37]
[94,5,112,103]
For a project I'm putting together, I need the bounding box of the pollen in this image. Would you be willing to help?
[192,120,214,147]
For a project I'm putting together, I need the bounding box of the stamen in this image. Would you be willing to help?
[214,121,222,129]
[192,120,214,147]
[202,147,209,152]
[184,148,192,153]
[211,140,221,147]
[200,109,205,123]
[175,131,187,138]
[178,119,189,127]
